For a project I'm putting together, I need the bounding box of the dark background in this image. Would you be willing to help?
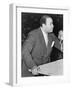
[21,12,63,61]
[21,12,63,45]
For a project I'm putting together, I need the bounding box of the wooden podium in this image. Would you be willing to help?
[38,59,63,76]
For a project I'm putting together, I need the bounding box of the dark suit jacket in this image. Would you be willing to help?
[22,28,61,77]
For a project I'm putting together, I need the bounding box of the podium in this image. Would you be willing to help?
[38,59,63,76]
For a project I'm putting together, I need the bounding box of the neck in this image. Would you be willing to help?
[40,27,47,34]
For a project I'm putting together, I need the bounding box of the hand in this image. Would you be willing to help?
[58,30,63,41]
[58,30,63,52]
[31,66,40,75]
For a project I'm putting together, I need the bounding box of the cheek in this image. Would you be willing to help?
[48,26,52,30]
[47,25,50,29]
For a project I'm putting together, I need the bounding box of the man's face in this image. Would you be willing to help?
[44,18,54,33]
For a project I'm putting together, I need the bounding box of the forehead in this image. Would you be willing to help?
[46,18,53,23]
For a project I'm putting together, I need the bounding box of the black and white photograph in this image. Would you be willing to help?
[9,4,69,86]
[0,0,71,88]
[21,11,63,77]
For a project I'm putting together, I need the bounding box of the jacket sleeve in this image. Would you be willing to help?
[22,32,37,69]
[52,33,61,51]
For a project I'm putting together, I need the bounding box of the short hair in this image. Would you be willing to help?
[40,15,52,26]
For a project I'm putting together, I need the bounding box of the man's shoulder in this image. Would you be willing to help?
[48,33,57,41]
[29,28,40,36]
[49,32,55,37]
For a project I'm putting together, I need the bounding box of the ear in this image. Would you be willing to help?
[42,23,46,27]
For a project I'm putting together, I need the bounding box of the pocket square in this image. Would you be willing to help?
[51,41,55,47]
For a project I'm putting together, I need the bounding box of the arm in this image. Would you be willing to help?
[22,32,37,69]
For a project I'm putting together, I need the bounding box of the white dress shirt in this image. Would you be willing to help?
[41,28,48,47]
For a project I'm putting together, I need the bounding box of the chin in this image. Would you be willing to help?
[48,32,52,33]
[49,29,53,32]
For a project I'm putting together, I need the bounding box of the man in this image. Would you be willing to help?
[22,15,62,77]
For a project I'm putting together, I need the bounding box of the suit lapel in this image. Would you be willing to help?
[38,28,53,55]
[38,28,47,54]
[47,33,53,55]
